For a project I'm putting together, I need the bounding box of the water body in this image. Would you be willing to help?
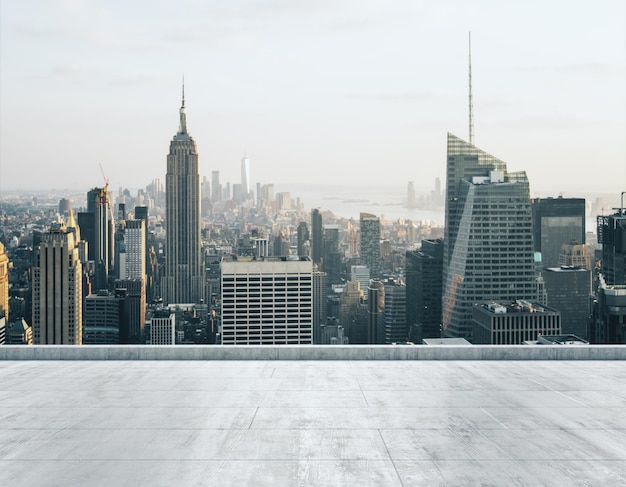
[281,183,445,225]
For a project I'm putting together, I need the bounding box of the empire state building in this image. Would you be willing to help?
[162,86,205,305]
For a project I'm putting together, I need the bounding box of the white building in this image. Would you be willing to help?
[148,310,176,345]
[221,257,313,345]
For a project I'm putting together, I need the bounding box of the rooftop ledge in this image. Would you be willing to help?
[1,345,625,360]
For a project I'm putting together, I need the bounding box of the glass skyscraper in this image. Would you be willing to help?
[442,133,536,340]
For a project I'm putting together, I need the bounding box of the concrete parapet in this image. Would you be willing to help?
[1,345,625,360]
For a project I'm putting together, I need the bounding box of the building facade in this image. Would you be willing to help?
[532,197,586,268]
[360,213,381,278]
[162,87,205,305]
[543,266,591,340]
[405,239,443,341]
[472,300,561,345]
[0,242,8,322]
[32,222,83,344]
[220,257,313,345]
[442,133,536,341]
[597,207,626,285]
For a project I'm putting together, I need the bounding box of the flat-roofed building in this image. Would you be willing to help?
[220,257,313,345]
[472,300,561,345]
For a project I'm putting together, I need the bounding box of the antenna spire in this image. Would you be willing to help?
[182,75,185,107]
[468,32,475,145]
[178,76,187,134]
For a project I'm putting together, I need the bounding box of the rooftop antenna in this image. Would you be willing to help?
[468,31,475,145]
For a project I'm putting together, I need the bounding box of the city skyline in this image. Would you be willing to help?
[1,1,624,194]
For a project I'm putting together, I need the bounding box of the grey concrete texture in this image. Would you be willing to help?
[1,344,626,361]
[1,360,625,486]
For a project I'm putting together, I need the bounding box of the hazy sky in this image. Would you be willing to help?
[1,0,624,196]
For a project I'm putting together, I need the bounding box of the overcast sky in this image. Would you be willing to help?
[1,0,624,196]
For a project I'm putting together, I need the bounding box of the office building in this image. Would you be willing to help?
[32,222,83,344]
[211,171,221,203]
[360,213,381,278]
[472,300,561,345]
[297,222,309,258]
[323,225,342,289]
[597,205,626,285]
[220,257,313,345]
[350,265,370,301]
[442,134,536,341]
[312,267,327,344]
[123,219,146,280]
[83,290,125,344]
[405,239,443,341]
[367,281,384,344]
[311,208,323,266]
[148,309,176,345]
[543,266,591,339]
[162,85,205,305]
[558,243,591,269]
[590,277,626,344]
[381,279,407,344]
[115,278,146,344]
[0,242,8,322]
[532,197,585,268]
[78,187,114,291]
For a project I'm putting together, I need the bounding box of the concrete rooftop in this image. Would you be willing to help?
[1,355,626,486]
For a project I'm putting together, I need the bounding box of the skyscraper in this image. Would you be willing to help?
[32,222,83,344]
[597,203,626,285]
[405,239,443,341]
[241,155,250,199]
[162,86,205,305]
[360,213,380,278]
[532,197,586,268]
[442,134,536,340]
[297,221,309,257]
[311,208,323,266]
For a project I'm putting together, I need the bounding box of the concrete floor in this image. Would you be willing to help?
[1,360,625,486]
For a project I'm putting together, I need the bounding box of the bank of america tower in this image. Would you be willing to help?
[162,86,205,305]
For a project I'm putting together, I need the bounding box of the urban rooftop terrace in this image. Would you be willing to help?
[1,347,625,486]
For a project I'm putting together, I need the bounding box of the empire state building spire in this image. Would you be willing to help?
[178,79,187,135]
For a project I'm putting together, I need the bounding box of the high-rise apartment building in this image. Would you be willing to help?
[122,219,146,280]
[211,171,221,203]
[0,242,8,322]
[162,86,205,305]
[220,257,313,345]
[83,289,125,344]
[148,309,176,345]
[442,134,536,340]
[381,279,407,344]
[360,213,381,278]
[532,197,586,268]
[32,222,83,344]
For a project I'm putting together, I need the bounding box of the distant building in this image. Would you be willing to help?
[532,197,586,268]
[597,205,626,285]
[312,268,327,344]
[360,213,381,278]
[472,300,561,345]
[220,257,313,345]
[148,309,176,345]
[0,242,8,322]
[405,239,443,341]
[83,290,125,344]
[32,222,83,344]
[558,243,591,269]
[311,209,323,266]
[590,278,626,344]
[350,265,370,301]
[543,266,591,340]
[297,222,309,258]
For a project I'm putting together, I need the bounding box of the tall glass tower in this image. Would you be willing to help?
[162,86,205,305]
[360,213,381,278]
[442,133,536,340]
